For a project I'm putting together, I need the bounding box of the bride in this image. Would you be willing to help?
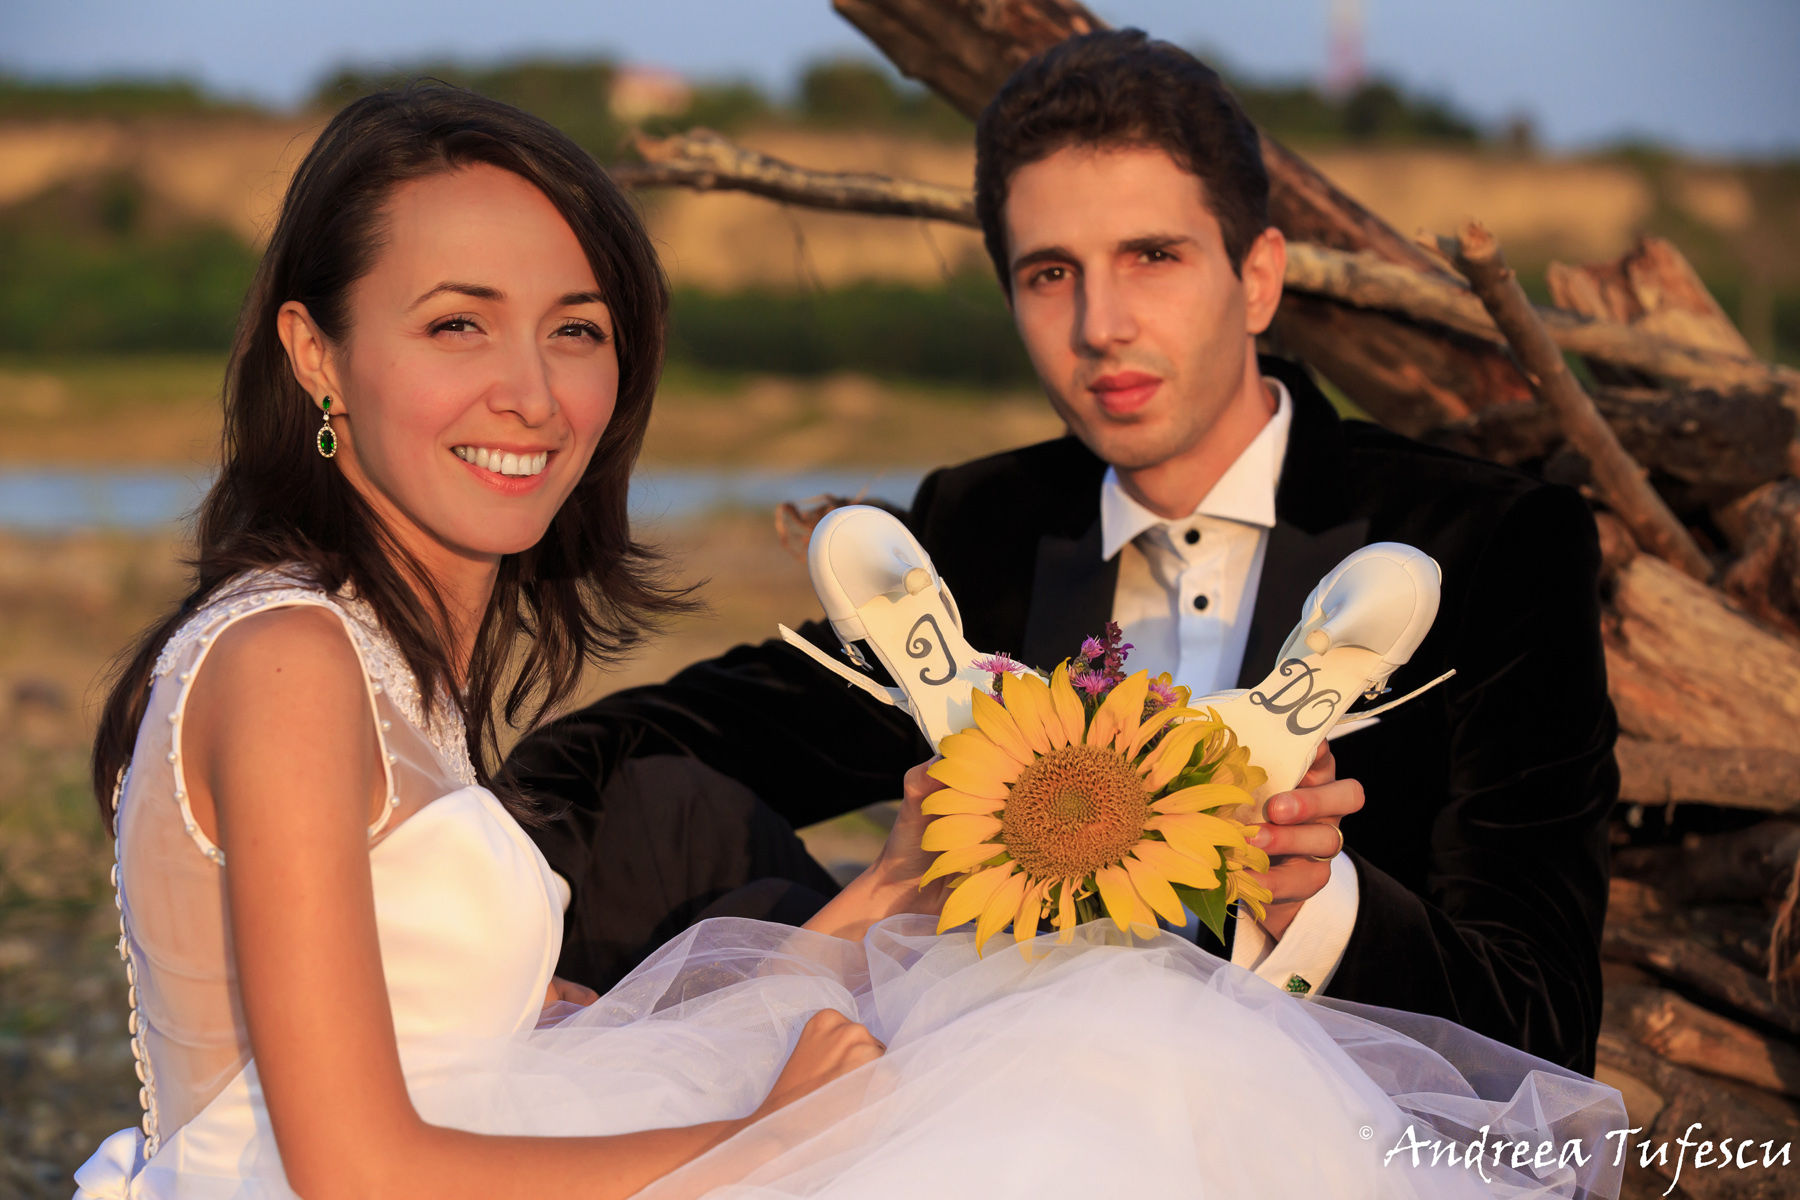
[79,86,1623,1199]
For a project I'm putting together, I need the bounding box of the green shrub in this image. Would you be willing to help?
[669,275,1033,385]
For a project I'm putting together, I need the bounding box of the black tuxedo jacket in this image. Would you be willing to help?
[509,357,1617,1073]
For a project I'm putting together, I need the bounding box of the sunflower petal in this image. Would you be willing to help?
[971,689,1036,766]
[1054,878,1078,942]
[921,844,1005,886]
[1122,853,1187,925]
[1138,721,1209,791]
[920,813,1003,852]
[1093,863,1144,934]
[939,730,1024,786]
[1014,877,1050,945]
[1129,838,1220,888]
[1151,782,1254,814]
[974,869,1029,955]
[1005,670,1066,752]
[921,788,1006,816]
[1231,842,1271,873]
[927,754,1012,800]
[1047,662,1090,747]
[1125,706,1208,761]
[937,863,1016,934]
[1145,814,1237,865]
[1087,670,1150,751]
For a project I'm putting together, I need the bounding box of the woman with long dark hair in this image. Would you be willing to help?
[78,83,1625,1200]
[79,86,941,1198]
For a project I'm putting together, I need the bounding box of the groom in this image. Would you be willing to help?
[508,30,1616,1073]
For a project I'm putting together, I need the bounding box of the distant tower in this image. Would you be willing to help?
[1325,0,1366,97]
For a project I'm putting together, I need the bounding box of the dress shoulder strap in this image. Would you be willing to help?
[149,572,423,863]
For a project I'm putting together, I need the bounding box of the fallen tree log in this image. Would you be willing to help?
[1607,984,1800,1100]
[1603,919,1800,1039]
[1604,554,1800,750]
[1616,743,1800,815]
[1550,235,1758,363]
[1447,220,1711,581]
[1720,481,1800,636]
[1613,820,1800,903]
[1425,384,1793,509]
[1597,1032,1797,1200]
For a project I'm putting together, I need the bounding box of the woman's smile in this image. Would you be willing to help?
[451,443,555,493]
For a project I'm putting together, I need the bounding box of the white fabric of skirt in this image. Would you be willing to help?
[97,914,1619,1199]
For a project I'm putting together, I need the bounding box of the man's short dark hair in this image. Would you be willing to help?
[974,29,1270,292]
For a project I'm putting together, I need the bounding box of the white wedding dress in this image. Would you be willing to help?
[77,574,1625,1199]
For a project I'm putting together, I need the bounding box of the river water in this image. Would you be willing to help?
[0,466,927,533]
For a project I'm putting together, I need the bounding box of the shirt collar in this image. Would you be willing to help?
[1099,377,1293,561]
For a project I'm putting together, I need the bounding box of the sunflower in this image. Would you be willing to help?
[921,663,1272,954]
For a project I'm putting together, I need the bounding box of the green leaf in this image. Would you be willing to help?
[1171,878,1230,944]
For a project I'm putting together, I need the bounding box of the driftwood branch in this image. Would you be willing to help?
[1597,1031,1797,1200]
[1607,984,1800,1099]
[1448,221,1714,582]
[613,129,977,224]
[1616,742,1800,815]
[1612,819,1800,902]
[614,129,1796,401]
[1604,918,1800,1038]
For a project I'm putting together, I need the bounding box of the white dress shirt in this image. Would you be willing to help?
[1098,378,1359,997]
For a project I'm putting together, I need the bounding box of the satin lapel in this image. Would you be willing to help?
[1019,517,1116,670]
[1235,516,1371,687]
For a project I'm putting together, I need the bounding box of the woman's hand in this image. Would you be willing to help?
[801,759,951,940]
[751,1009,884,1121]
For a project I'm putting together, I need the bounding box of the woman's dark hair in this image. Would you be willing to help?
[93,84,679,821]
[974,29,1270,292]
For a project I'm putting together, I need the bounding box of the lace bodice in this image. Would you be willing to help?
[111,570,492,1151]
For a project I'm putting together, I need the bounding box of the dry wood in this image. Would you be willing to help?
[1607,984,1800,1099]
[829,0,1539,426]
[1447,221,1712,582]
[612,131,1796,403]
[1284,242,1796,394]
[1613,820,1800,901]
[1605,555,1800,750]
[1616,743,1800,815]
[1597,1032,1797,1200]
[1604,919,1800,1038]
[613,129,978,224]
[1549,235,1757,361]
[1425,384,1792,507]
[1720,481,1800,636]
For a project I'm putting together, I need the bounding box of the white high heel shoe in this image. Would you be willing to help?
[781,510,1450,801]
[778,505,996,748]
[1194,542,1445,815]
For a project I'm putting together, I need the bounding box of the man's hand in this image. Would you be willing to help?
[543,975,599,1010]
[1245,742,1363,940]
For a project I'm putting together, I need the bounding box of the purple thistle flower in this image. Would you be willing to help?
[1147,679,1181,710]
[1078,636,1105,663]
[971,652,1027,697]
[1071,670,1112,698]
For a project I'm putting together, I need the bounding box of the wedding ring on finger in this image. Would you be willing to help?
[1309,825,1346,863]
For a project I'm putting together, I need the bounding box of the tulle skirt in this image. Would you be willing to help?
[94,917,1625,1199]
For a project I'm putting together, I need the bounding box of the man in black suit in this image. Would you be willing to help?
[508,30,1616,1074]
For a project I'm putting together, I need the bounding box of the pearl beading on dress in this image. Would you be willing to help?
[109,767,161,1158]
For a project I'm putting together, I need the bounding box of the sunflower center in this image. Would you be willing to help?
[1001,744,1148,877]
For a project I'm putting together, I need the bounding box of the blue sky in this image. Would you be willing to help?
[2,1,1796,155]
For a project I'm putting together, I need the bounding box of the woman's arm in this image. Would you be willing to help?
[184,607,877,1200]
[802,761,949,941]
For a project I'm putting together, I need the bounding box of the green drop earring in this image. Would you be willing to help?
[316,396,337,458]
